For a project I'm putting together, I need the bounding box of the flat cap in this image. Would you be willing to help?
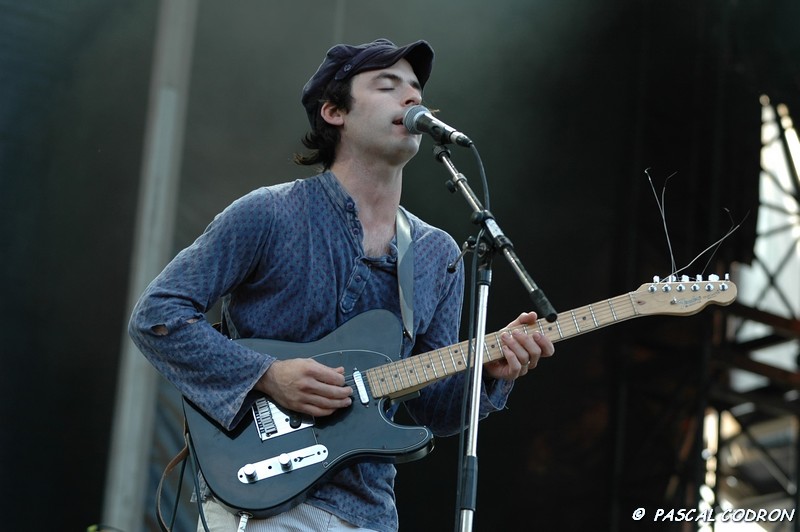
[301,38,434,127]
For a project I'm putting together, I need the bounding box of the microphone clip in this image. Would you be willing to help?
[447,236,478,273]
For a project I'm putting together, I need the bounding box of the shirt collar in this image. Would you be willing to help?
[317,170,402,262]
[318,170,356,214]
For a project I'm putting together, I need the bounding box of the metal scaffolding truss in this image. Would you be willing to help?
[706,96,800,531]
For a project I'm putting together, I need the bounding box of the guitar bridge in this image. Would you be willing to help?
[252,397,313,441]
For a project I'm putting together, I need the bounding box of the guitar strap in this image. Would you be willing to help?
[396,207,414,340]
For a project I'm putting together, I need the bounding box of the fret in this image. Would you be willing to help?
[379,363,393,395]
[607,298,618,321]
[588,304,598,327]
[489,331,504,362]
[460,344,470,368]
[437,348,448,377]
[452,344,467,375]
[571,310,581,333]
[428,352,440,379]
[535,320,546,339]
[538,320,554,342]
[483,338,495,364]
[373,364,390,395]
[379,369,390,395]
[447,345,458,373]
[393,360,409,390]
[419,354,432,382]
[406,358,421,387]
[455,343,468,368]
[626,292,640,317]
[366,370,381,397]
[366,367,380,396]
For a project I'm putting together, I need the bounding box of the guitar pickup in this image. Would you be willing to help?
[352,369,369,405]
[238,444,328,484]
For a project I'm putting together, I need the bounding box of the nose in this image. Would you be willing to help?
[403,85,422,107]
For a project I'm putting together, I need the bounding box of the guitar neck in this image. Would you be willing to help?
[365,277,736,399]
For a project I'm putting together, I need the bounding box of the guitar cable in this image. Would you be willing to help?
[166,447,187,531]
[237,512,251,532]
[187,432,212,532]
[185,428,251,531]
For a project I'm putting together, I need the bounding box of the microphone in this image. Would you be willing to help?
[403,105,473,147]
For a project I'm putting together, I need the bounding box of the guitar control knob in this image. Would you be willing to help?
[243,463,257,480]
[279,453,293,471]
[289,413,302,429]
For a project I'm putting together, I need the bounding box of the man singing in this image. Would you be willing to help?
[129,37,554,532]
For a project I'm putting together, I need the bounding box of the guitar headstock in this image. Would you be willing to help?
[632,274,737,316]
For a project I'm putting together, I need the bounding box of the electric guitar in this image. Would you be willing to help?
[183,275,737,518]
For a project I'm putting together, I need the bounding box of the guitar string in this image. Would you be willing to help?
[339,275,731,399]
[645,167,745,281]
[342,292,637,397]
[646,168,679,278]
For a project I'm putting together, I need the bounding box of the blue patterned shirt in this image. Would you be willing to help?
[129,171,513,531]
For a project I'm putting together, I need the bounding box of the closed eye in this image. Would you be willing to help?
[371,72,421,93]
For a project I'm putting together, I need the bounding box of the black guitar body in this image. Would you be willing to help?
[183,310,434,518]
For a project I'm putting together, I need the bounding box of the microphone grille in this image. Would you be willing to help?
[403,105,429,134]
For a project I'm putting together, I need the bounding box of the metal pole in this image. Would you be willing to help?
[102,1,197,530]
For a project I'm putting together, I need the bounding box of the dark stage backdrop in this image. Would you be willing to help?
[2,1,796,530]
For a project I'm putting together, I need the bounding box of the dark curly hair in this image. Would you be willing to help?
[293,78,353,169]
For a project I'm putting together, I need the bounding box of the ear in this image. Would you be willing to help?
[320,101,345,126]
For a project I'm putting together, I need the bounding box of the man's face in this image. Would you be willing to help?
[335,58,424,166]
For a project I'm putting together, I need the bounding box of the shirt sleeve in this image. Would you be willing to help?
[128,189,275,430]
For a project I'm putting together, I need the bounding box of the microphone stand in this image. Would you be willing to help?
[431,144,557,532]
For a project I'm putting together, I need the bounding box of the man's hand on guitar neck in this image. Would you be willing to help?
[485,311,555,381]
[255,358,354,417]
